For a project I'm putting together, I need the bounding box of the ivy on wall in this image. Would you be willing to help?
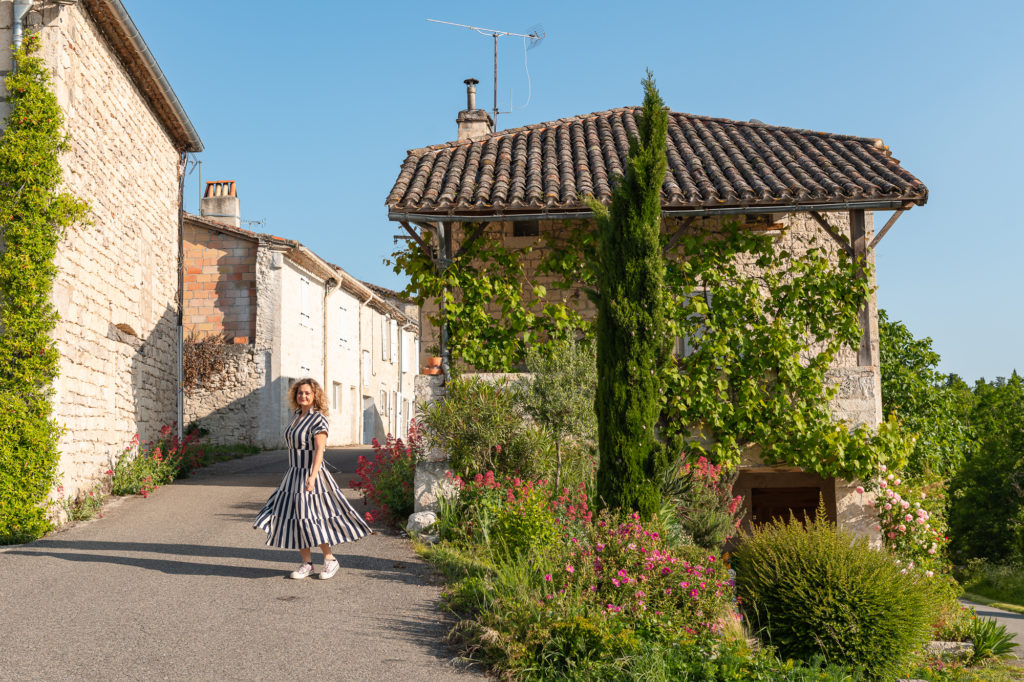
[0,36,90,544]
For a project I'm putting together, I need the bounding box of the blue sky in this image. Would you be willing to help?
[124,0,1022,382]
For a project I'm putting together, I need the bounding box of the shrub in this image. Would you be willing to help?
[0,37,90,546]
[733,508,941,680]
[521,338,598,490]
[421,376,549,478]
[862,465,950,575]
[111,425,202,497]
[549,511,733,631]
[662,454,744,550]
[350,420,423,525]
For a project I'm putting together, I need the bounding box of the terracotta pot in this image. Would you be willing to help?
[422,367,442,376]
[427,356,443,368]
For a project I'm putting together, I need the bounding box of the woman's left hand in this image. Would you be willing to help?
[305,476,315,492]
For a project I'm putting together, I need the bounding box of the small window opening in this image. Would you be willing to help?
[513,220,540,237]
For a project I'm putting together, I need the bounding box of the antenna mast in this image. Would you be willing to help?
[426,19,544,130]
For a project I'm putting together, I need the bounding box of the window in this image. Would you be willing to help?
[380,389,388,422]
[513,220,540,237]
[362,350,371,386]
[338,304,350,349]
[396,397,403,437]
[299,277,311,327]
[392,390,399,434]
[401,331,411,373]
[403,399,410,435]
[332,382,342,411]
[390,320,398,364]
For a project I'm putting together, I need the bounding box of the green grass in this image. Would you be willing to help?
[962,562,1024,612]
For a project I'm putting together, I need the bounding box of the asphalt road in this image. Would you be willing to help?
[0,448,484,681]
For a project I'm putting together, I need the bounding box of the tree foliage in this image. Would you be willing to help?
[590,72,670,518]
[948,372,1024,563]
[878,310,973,478]
[522,337,597,489]
[0,36,90,544]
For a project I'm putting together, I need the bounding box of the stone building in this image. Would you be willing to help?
[0,1,202,499]
[183,182,418,448]
[385,80,928,534]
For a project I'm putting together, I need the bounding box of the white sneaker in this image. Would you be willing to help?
[319,558,339,580]
[289,562,314,580]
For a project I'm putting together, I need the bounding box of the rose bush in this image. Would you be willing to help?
[861,464,949,576]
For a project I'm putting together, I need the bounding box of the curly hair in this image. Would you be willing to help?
[288,378,329,415]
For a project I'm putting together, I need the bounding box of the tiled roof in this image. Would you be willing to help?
[386,107,927,218]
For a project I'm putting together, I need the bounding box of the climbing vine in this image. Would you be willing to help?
[388,228,586,371]
[0,36,90,544]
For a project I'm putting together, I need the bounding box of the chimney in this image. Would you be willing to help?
[200,181,240,228]
[456,78,493,142]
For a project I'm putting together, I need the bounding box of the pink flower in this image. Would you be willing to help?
[917,518,925,525]
[855,485,865,494]
[905,514,914,522]
[617,569,628,578]
[565,564,575,574]
[925,570,934,578]
[884,503,892,510]
[898,524,907,532]
[888,532,897,539]
[544,574,552,582]
[879,464,887,472]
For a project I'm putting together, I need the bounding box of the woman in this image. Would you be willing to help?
[254,378,372,579]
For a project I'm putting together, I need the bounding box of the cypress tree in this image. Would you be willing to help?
[590,73,670,518]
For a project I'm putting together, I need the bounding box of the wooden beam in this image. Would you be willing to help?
[867,203,913,249]
[455,221,488,258]
[399,221,434,261]
[662,216,696,256]
[850,209,874,367]
[808,211,854,257]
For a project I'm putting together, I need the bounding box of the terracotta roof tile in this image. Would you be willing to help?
[386,107,927,217]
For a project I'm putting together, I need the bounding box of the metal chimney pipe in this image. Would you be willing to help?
[464,78,479,111]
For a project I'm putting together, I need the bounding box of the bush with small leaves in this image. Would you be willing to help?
[733,507,941,680]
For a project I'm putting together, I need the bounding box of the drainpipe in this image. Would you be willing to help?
[13,0,31,49]
[176,152,186,441]
[357,292,371,442]
[322,277,338,402]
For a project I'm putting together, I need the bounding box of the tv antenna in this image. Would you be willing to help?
[426,19,545,130]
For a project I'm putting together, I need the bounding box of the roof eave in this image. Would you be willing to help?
[388,196,926,224]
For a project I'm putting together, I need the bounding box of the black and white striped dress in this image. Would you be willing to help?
[253,410,371,549]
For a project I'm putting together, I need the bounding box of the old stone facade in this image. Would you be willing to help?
[183,207,419,449]
[413,211,883,537]
[0,1,202,500]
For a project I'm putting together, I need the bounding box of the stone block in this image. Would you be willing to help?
[413,460,457,513]
[406,511,438,534]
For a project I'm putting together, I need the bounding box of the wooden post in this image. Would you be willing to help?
[849,209,875,367]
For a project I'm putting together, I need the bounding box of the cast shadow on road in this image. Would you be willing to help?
[6,541,433,585]
[178,450,363,487]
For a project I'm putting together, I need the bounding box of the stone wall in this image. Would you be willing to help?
[183,220,257,342]
[2,4,187,498]
[183,344,267,446]
[415,211,883,536]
